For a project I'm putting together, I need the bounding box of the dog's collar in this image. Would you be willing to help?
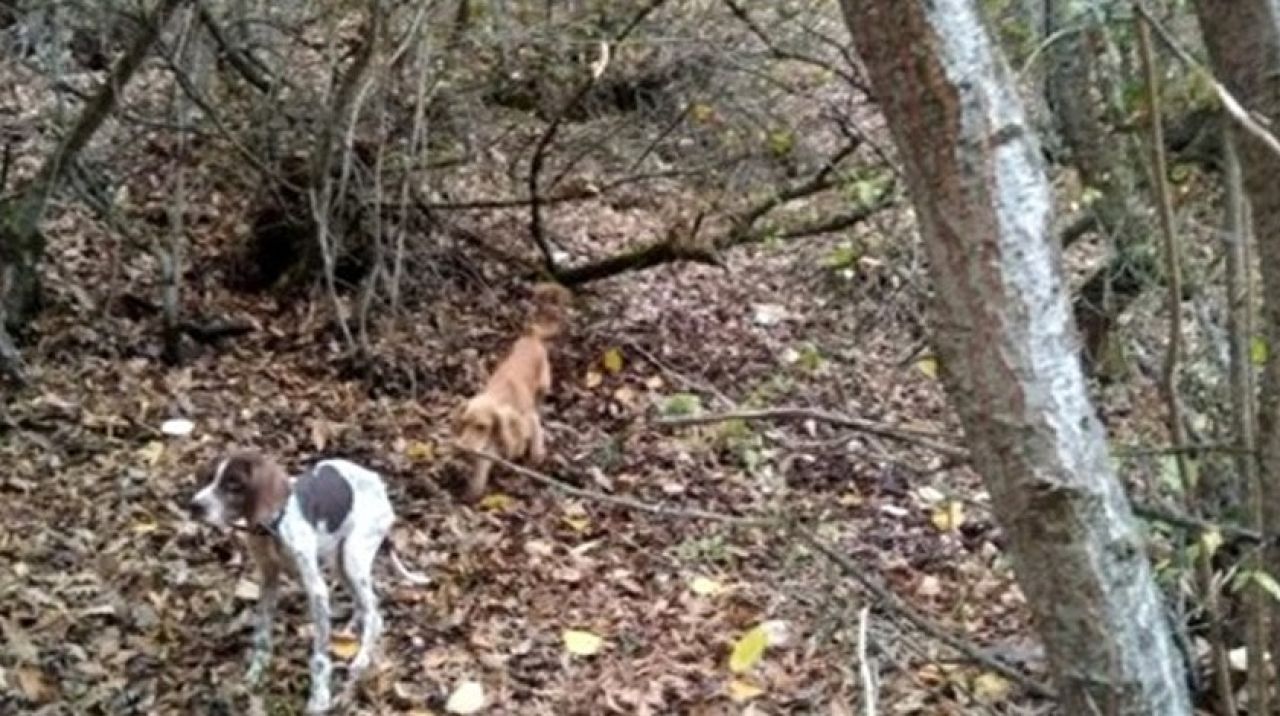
[253,479,296,537]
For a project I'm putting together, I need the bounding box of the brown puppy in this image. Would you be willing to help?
[454,282,571,500]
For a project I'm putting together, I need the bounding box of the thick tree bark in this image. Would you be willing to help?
[1192,0,1280,696]
[838,1,1190,712]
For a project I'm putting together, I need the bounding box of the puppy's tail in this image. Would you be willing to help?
[386,544,431,586]
[527,282,571,339]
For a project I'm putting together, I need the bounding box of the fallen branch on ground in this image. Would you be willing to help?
[458,446,1054,698]
[655,407,968,460]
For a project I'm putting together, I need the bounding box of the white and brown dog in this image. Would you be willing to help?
[188,450,427,714]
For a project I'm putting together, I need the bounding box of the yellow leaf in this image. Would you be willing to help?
[584,370,604,389]
[405,440,436,463]
[138,440,165,466]
[930,500,964,532]
[602,347,625,374]
[132,519,159,535]
[690,576,723,596]
[330,631,360,660]
[916,356,938,379]
[837,491,864,507]
[727,678,764,702]
[972,672,1012,702]
[563,629,604,656]
[445,680,486,714]
[1201,528,1224,559]
[729,625,768,674]
[478,493,514,512]
[644,375,664,390]
[563,515,591,533]
[691,102,716,124]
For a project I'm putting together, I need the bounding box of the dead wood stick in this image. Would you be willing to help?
[460,447,1053,698]
[656,407,968,460]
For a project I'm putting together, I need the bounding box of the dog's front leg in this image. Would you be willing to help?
[245,537,280,686]
[466,457,493,502]
[292,548,334,714]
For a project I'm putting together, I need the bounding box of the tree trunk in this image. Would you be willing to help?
[0,0,186,334]
[1191,0,1280,696]
[838,1,1191,712]
[1046,0,1154,377]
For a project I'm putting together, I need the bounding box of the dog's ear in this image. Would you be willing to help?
[233,452,290,526]
[450,400,472,432]
[494,407,527,457]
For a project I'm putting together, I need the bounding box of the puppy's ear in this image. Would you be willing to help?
[494,407,527,457]
[450,400,472,432]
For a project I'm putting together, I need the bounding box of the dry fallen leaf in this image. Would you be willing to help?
[562,629,604,656]
[478,493,515,512]
[234,579,261,601]
[727,678,764,702]
[330,631,360,660]
[689,576,723,596]
[445,680,486,714]
[16,666,50,702]
[972,671,1012,702]
[584,370,604,388]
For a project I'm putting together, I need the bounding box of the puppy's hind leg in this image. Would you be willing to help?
[290,542,334,714]
[528,413,547,465]
[342,526,386,681]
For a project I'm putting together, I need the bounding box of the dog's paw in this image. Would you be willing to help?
[305,690,332,714]
[245,659,267,687]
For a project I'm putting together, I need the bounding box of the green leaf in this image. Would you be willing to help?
[660,393,703,417]
[729,625,768,673]
[1159,455,1183,495]
[823,243,860,270]
[1252,571,1280,603]
[766,129,794,157]
[1251,336,1269,366]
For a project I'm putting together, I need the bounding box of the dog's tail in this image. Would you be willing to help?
[386,544,431,586]
[527,282,572,339]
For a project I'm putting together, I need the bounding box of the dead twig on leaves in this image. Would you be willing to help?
[655,407,968,460]
[457,446,1055,699]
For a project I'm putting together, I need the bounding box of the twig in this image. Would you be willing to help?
[1136,11,1235,714]
[1133,2,1280,161]
[528,0,671,275]
[459,447,1054,699]
[456,446,766,526]
[1130,501,1264,545]
[858,605,877,716]
[656,407,968,460]
[194,0,272,91]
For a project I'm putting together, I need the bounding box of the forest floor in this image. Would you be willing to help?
[0,53,1184,716]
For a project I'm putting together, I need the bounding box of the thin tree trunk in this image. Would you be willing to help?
[0,0,186,334]
[838,0,1191,712]
[1191,1,1280,695]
